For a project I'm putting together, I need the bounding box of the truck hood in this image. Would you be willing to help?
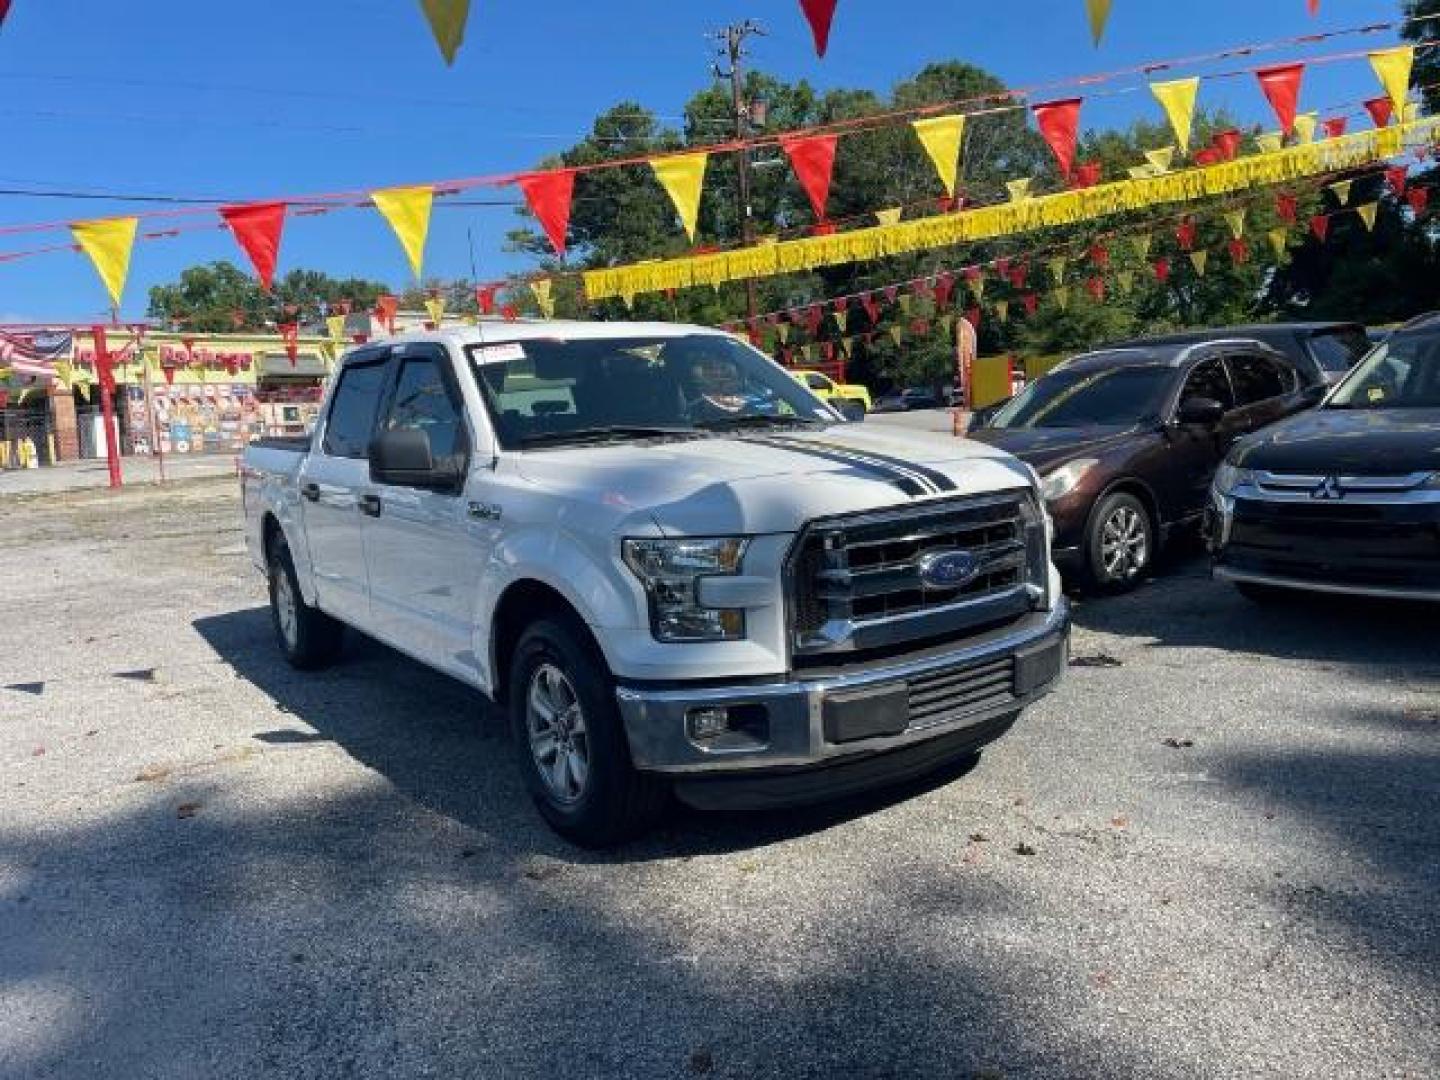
[1231,408,1440,474]
[513,425,1032,535]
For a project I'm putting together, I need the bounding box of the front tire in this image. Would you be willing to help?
[509,617,666,847]
[268,533,344,670]
[1084,491,1154,592]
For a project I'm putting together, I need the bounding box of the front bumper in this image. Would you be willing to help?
[615,599,1069,780]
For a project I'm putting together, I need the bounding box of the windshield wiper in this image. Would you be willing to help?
[517,426,702,448]
[696,414,826,431]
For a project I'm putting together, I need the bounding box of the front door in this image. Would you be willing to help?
[1167,355,1240,519]
[363,343,488,681]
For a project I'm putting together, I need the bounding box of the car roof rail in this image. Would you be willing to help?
[1397,311,1440,331]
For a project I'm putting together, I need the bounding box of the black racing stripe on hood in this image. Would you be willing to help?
[738,436,929,497]
[770,436,958,494]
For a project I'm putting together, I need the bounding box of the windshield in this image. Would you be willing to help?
[1326,330,1440,409]
[467,333,836,449]
[988,365,1174,429]
[1307,326,1371,372]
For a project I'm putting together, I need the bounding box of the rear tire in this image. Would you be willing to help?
[1084,491,1154,593]
[268,532,344,670]
[509,617,667,847]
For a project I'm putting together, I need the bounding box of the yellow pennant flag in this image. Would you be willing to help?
[71,217,139,307]
[530,279,555,319]
[776,323,790,344]
[888,325,904,347]
[1356,202,1379,232]
[1267,228,1289,260]
[1130,232,1153,259]
[1115,269,1135,294]
[833,308,849,333]
[1049,256,1068,285]
[1190,250,1209,277]
[425,297,445,326]
[938,312,956,332]
[966,274,985,301]
[1329,179,1353,206]
[418,0,470,65]
[1128,165,1158,180]
[372,185,434,277]
[1085,0,1113,45]
[1224,209,1246,240]
[994,299,1010,323]
[898,293,913,314]
[1369,46,1414,115]
[53,360,74,389]
[1053,286,1071,311]
[1144,147,1175,173]
[651,152,709,242]
[1255,132,1285,155]
[1006,178,1033,202]
[1400,102,1420,125]
[1293,113,1318,144]
[326,315,347,342]
[839,337,854,358]
[73,380,91,403]
[1150,78,1200,150]
[875,207,903,226]
[911,115,966,198]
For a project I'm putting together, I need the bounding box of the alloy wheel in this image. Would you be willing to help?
[1100,505,1149,581]
[526,663,590,804]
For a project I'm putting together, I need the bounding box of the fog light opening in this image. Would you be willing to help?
[686,707,731,742]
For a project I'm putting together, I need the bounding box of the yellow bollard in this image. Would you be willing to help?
[47,433,57,464]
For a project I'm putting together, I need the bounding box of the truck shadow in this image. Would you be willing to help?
[193,608,983,863]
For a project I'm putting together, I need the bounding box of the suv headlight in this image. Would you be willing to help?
[622,538,748,642]
[1212,462,1254,496]
[1040,458,1099,502]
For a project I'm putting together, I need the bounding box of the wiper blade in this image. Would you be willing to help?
[697,414,825,431]
[518,426,701,447]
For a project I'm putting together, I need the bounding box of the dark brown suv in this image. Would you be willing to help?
[968,340,1318,590]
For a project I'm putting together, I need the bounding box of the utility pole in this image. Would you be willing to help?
[711,19,765,322]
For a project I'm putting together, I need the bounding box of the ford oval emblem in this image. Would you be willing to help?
[917,549,980,590]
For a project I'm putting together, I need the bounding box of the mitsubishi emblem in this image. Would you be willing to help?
[1311,475,1344,501]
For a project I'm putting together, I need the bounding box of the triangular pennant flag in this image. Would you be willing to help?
[1048,256,1068,285]
[933,273,956,310]
[1224,209,1247,240]
[71,217,139,307]
[1267,228,1289,260]
[1256,63,1305,136]
[371,185,434,277]
[888,325,904,347]
[1189,250,1209,277]
[1006,178,1033,202]
[780,134,840,221]
[220,202,286,290]
[530,279,555,319]
[1311,214,1330,242]
[776,322,790,344]
[52,360,74,389]
[1085,276,1105,302]
[994,299,1010,323]
[1276,193,1299,223]
[965,273,985,301]
[1022,293,1040,316]
[1072,161,1102,189]
[517,171,576,256]
[832,307,849,333]
[1144,146,1175,173]
[799,0,839,58]
[1130,233,1153,260]
[418,0,470,65]
[1385,165,1409,196]
[911,115,966,198]
[1369,46,1414,116]
[1176,217,1197,251]
[1356,202,1378,232]
[1085,0,1112,45]
[1255,132,1285,154]
[1128,165,1158,180]
[1089,243,1110,270]
[1328,179,1353,206]
[1213,129,1242,161]
[1053,286,1070,311]
[1008,263,1028,289]
[1150,78,1199,150]
[280,323,300,366]
[875,207,902,226]
[1153,257,1171,283]
[1032,98,1083,179]
[1407,186,1429,215]
[1227,238,1249,266]
[1293,113,1318,144]
[425,297,445,326]
[1364,96,1394,129]
[0,3,13,31]
[1321,117,1348,140]
[326,315,347,342]
[1115,269,1135,294]
[651,152,708,242]
[476,284,499,315]
[897,293,913,315]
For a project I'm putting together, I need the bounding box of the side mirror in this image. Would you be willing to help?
[369,427,461,490]
[836,400,866,423]
[1176,396,1225,426]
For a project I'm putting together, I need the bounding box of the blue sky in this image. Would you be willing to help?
[0,0,1413,322]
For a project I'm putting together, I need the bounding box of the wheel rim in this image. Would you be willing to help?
[1100,505,1149,581]
[526,663,590,805]
[274,567,299,649]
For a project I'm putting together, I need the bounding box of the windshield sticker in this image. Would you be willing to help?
[472,342,527,365]
[1367,386,1385,402]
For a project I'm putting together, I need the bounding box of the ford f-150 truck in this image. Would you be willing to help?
[242,322,1069,845]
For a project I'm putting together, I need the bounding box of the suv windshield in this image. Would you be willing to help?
[989,364,1174,429]
[1326,330,1440,409]
[467,333,835,449]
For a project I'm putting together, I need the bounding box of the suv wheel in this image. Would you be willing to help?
[1085,491,1153,592]
[509,617,666,847]
[268,532,344,670]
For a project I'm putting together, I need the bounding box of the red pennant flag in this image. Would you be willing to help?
[1213,129,1242,161]
[0,3,11,28]
[1020,293,1039,316]
[804,305,824,334]
[933,273,955,310]
[883,285,899,304]
[798,0,838,58]
[1072,161,1102,189]
[1276,193,1299,223]
[1032,98,1083,179]
[1085,276,1105,301]
[1176,218,1197,251]
[1008,263,1028,289]
[1193,148,1222,167]
[1407,186,1429,214]
[963,307,981,330]
[517,170,576,256]
[1321,117,1348,139]
[1310,215,1330,242]
[780,134,840,221]
[1309,0,1319,13]
[1256,63,1305,136]
[1153,257,1171,284]
[811,221,838,236]
[160,365,176,386]
[279,323,300,366]
[220,202,286,290]
[1089,243,1110,269]
[1364,96,1394,129]
[994,257,1010,279]
[475,285,499,315]
[860,293,880,324]
[1386,166,1410,196]
[375,294,398,333]
[1228,238,1249,265]
[501,304,519,321]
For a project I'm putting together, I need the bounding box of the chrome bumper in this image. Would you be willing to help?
[616,599,1069,775]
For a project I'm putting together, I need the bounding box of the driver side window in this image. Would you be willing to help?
[380,352,467,465]
[1180,358,1235,412]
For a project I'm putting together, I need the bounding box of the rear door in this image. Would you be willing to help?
[1225,351,1301,436]
[299,347,391,628]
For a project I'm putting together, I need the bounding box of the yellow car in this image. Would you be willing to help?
[792,369,873,413]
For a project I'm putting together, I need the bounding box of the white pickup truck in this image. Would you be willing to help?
[242,321,1068,845]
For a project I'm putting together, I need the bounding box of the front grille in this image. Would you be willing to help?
[789,493,1043,663]
[907,656,1017,731]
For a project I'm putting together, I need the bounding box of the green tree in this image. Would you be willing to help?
[1403,0,1440,113]
[147,262,389,333]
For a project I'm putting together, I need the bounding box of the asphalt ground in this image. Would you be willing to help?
[1,476,1436,1080]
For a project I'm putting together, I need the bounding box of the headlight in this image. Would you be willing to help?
[1040,458,1099,502]
[622,538,748,642]
[1212,462,1254,495]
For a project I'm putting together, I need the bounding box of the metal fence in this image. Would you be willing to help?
[0,410,56,469]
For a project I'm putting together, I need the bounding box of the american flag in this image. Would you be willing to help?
[0,332,72,379]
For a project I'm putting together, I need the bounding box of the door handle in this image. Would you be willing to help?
[301,482,321,502]
[358,494,383,518]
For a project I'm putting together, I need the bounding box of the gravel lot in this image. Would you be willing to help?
[1,477,1436,1079]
